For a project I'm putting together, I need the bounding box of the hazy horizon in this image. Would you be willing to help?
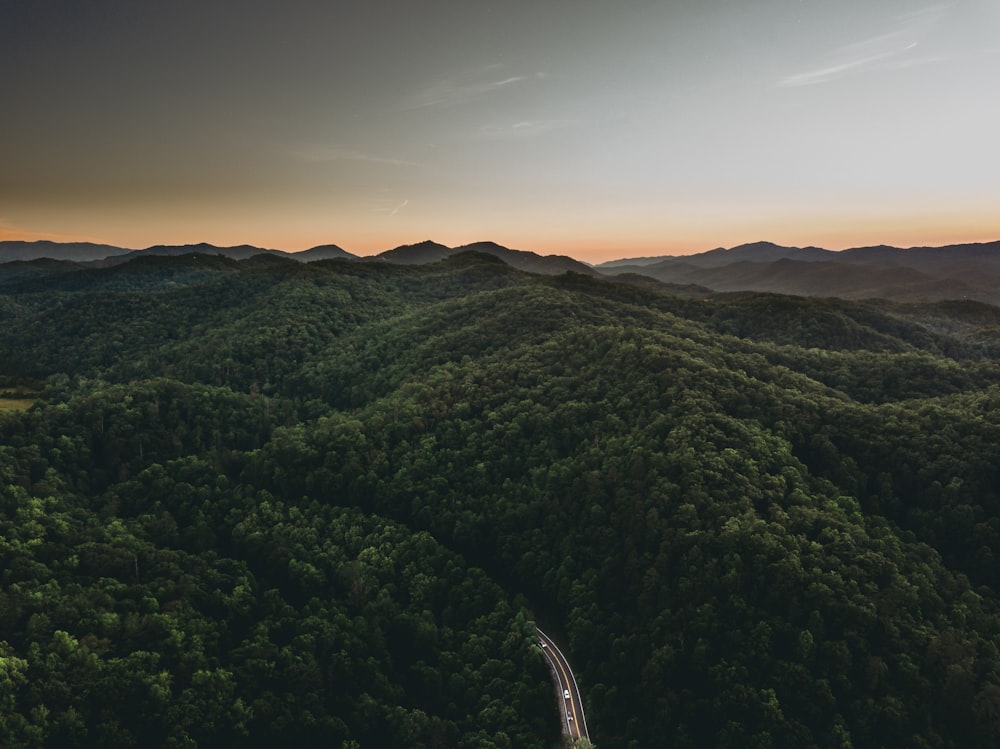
[6,234,1000,267]
[3,1,998,264]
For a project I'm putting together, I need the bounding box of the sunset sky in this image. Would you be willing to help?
[2,0,998,263]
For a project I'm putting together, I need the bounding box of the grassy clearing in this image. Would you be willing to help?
[0,397,35,411]
[0,389,39,411]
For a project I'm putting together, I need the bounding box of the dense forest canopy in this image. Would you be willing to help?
[2,250,1000,748]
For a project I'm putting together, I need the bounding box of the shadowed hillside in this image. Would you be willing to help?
[600,240,1000,304]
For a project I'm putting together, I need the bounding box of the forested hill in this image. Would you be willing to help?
[598,240,1000,305]
[3,250,1000,748]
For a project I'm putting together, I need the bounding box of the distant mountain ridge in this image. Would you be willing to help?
[378,240,454,265]
[0,238,593,276]
[376,239,596,276]
[598,240,1000,305]
[600,239,1000,267]
[0,240,132,262]
[0,240,359,265]
[4,237,1000,303]
[293,244,355,262]
[452,241,595,276]
[128,243,280,263]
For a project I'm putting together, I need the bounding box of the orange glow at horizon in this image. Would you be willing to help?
[3,198,1000,264]
[3,3,998,266]
[3,220,1000,264]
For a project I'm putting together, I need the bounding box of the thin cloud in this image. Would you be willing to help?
[389,199,408,217]
[476,118,577,139]
[881,53,952,71]
[779,4,952,87]
[407,67,544,108]
[291,145,419,168]
[779,45,909,87]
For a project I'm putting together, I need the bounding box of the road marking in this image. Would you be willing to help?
[540,646,579,736]
[537,628,586,739]
[540,645,579,737]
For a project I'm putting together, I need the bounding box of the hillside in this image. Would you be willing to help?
[2,253,1000,748]
[377,240,595,276]
[294,244,358,261]
[453,241,597,276]
[1,238,591,276]
[600,240,1000,304]
[0,240,132,262]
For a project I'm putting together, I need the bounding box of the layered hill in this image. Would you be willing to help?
[8,237,1000,301]
[377,239,455,264]
[599,240,1000,304]
[0,240,358,263]
[0,240,132,262]
[1,238,593,277]
[292,243,355,262]
[376,239,596,275]
[451,240,597,275]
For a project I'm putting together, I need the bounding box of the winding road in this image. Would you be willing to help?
[536,627,590,741]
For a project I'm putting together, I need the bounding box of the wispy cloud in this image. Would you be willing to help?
[365,197,412,218]
[408,67,544,108]
[779,4,953,87]
[290,145,419,168]
[476,118,577,139]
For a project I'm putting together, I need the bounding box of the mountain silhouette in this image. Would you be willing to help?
[599,241,1000,304]
[0,240,131,262]
[377,240,454,264]
[452,241,596,275]
[295,244,358,261]
[4,237,999,303]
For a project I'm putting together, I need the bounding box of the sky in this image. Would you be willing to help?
[2,0,998,263]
